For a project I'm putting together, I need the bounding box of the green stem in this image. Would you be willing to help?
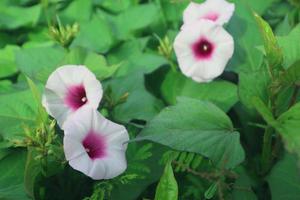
[261,126,273,174]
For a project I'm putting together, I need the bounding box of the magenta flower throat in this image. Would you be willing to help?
[192,38,215,60]
[65,84,88,110]
[82,131,107,160]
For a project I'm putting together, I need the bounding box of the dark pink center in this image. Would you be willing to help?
[203,13,219,21]
[82,131,107,160]
[65,84,88,111]
[192,38,214,60]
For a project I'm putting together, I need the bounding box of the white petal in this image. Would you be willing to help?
[183,0,235,26]
[63,136,86,161]
[69,153,93,177]
[174,20,234,82]
[63,107,129,180]
[90,149,127,180]
[42,65,103,128]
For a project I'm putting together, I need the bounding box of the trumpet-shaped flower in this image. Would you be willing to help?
[183,0,235,26]
[42,65,102,127]
[63,107,129,180]
[173,20,234,82]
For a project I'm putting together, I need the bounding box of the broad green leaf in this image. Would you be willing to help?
[254,13,283,68]
[0,45,20,78]
[0,150,29,200]
[16,45,67,83]
[231,0,277,14]
[161,70,238,111]
[94,0,134,13]
[281,60,300,86]
[84,53,120,80]
[274,102,300,158]
[278,25,300,68]
[227,0,263,72]
[108,39,167,76]
[61,48,120,80]
[267,153,300,200]
[0,5,41,29]
[104,72,164,123]
[112,4,159,39]
[0,89,37,140]
[238,65,271,109]
[154,161,178,200]
[71,17,113,53]
[60,0,92,23]
[137,97,245,169]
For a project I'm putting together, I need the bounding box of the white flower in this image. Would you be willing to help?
[63,107,129,180]
[173,19,234,82]
[183,0,235,26]
[42,65,102,127]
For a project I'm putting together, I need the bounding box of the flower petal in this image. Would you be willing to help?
[174,20,234,82]
[183,0,235,26]
[42,65,103,127]
[63,106,129,180]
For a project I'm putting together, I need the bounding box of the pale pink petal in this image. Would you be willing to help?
[174,20,234,82]
[183,0,235,26]
[42,65,103,127]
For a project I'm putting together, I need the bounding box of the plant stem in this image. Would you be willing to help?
[261,126,273,174]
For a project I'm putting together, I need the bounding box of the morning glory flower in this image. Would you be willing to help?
[183,0,235,26]
[63,107,129,180]
[173,20,234,82]
[42,65,103,127]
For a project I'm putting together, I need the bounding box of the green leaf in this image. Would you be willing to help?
[278,25,300,68]
[204,183,217,199]
[252,96,276,126]
[60,0,92,23]
[281,60,300,86]
[0,150,29,200]
[274,102,300,158]
[267,153,300,200]
[154,161,178,200]
[137,97,245,169]
[0,45,20,78]
[227,0,263,72]
[16,45,67,83]
[94,0,134,13]
[0,89,37,140]
[161,70,238,112]
[244,0,277,14]
[0,5,41,29]
[105,72,164,123]
[238,65,271,109]
[108,39,167,76]
[61,48,120,80]
[113,4,159,39]
[71,17,113,53]
[254,13,283,68]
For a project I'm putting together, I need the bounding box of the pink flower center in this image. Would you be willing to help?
[82,131,107,160]
[65,84,88,111]
[192,38,214,60]
[203,13,219,21]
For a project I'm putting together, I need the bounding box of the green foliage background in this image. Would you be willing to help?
[0,0,300,199]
